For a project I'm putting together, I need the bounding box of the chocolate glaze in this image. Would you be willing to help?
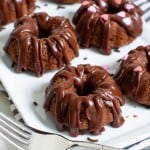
[44,64,125,137]
[4,12,79,76]
[51,0,80,4]
[72,0,143,54]
[0,0,36,26]
[114,45,150,105]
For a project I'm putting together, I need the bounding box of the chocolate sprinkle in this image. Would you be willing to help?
[57,5,65,9]
[83,57,87,60]
[114,47,120,52]
[87,137,99,142]
[33,101,38,106]
[0,27,5,31]
[117,59,122,62]
[133,115,138,118]
[36,5,41,8]
[125,115,129,118]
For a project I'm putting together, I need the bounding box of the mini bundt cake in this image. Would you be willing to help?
[0,0,36,27]
[44,64,125,137]
[114,45,150,106]
[4,12,79,76]
[72,0,143,55]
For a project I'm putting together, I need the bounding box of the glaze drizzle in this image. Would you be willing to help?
[4,12,79,76]
[0,0,36,26]
[72,0,143,54]
[44,64,125,136]
[114,45,150,105]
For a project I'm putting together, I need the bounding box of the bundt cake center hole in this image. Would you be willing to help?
[107,5,122,14]
[77,82,95,96]
[39,29,50,38]
[107,6,120,14]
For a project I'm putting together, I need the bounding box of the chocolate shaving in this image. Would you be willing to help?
[87,137,98,142]
[83,57,88,60]
[117,59,122,62]
[133,115,138,118]
[33,101,38,106]
[0,27,5,31]
[57,5,65,9]
[114,47,120,52]
[36,5,41,8]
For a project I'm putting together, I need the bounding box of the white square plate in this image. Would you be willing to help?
[0,0,150,148]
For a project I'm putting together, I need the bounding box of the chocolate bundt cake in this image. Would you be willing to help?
[4,12,79,76]
[114,45,150,106]
[0,0,36,27]
[72,0,143,55]
[44,64,125,137]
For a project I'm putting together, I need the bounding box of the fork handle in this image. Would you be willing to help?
[69,141,121,150]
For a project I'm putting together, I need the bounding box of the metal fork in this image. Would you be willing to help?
[0,112,121,150]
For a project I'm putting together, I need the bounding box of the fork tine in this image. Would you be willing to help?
[0,112,32,150]
[0,112,32,134]
[0,116,30,140]
[0,118,30,144]
[0,124,28,150]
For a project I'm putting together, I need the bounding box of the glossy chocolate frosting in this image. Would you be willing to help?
[0,0,36,26]
[51,0,80,4]
[72,0,143,54]
[4,12,79,76]
[44,64,125,136]
[114,45,150,105]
